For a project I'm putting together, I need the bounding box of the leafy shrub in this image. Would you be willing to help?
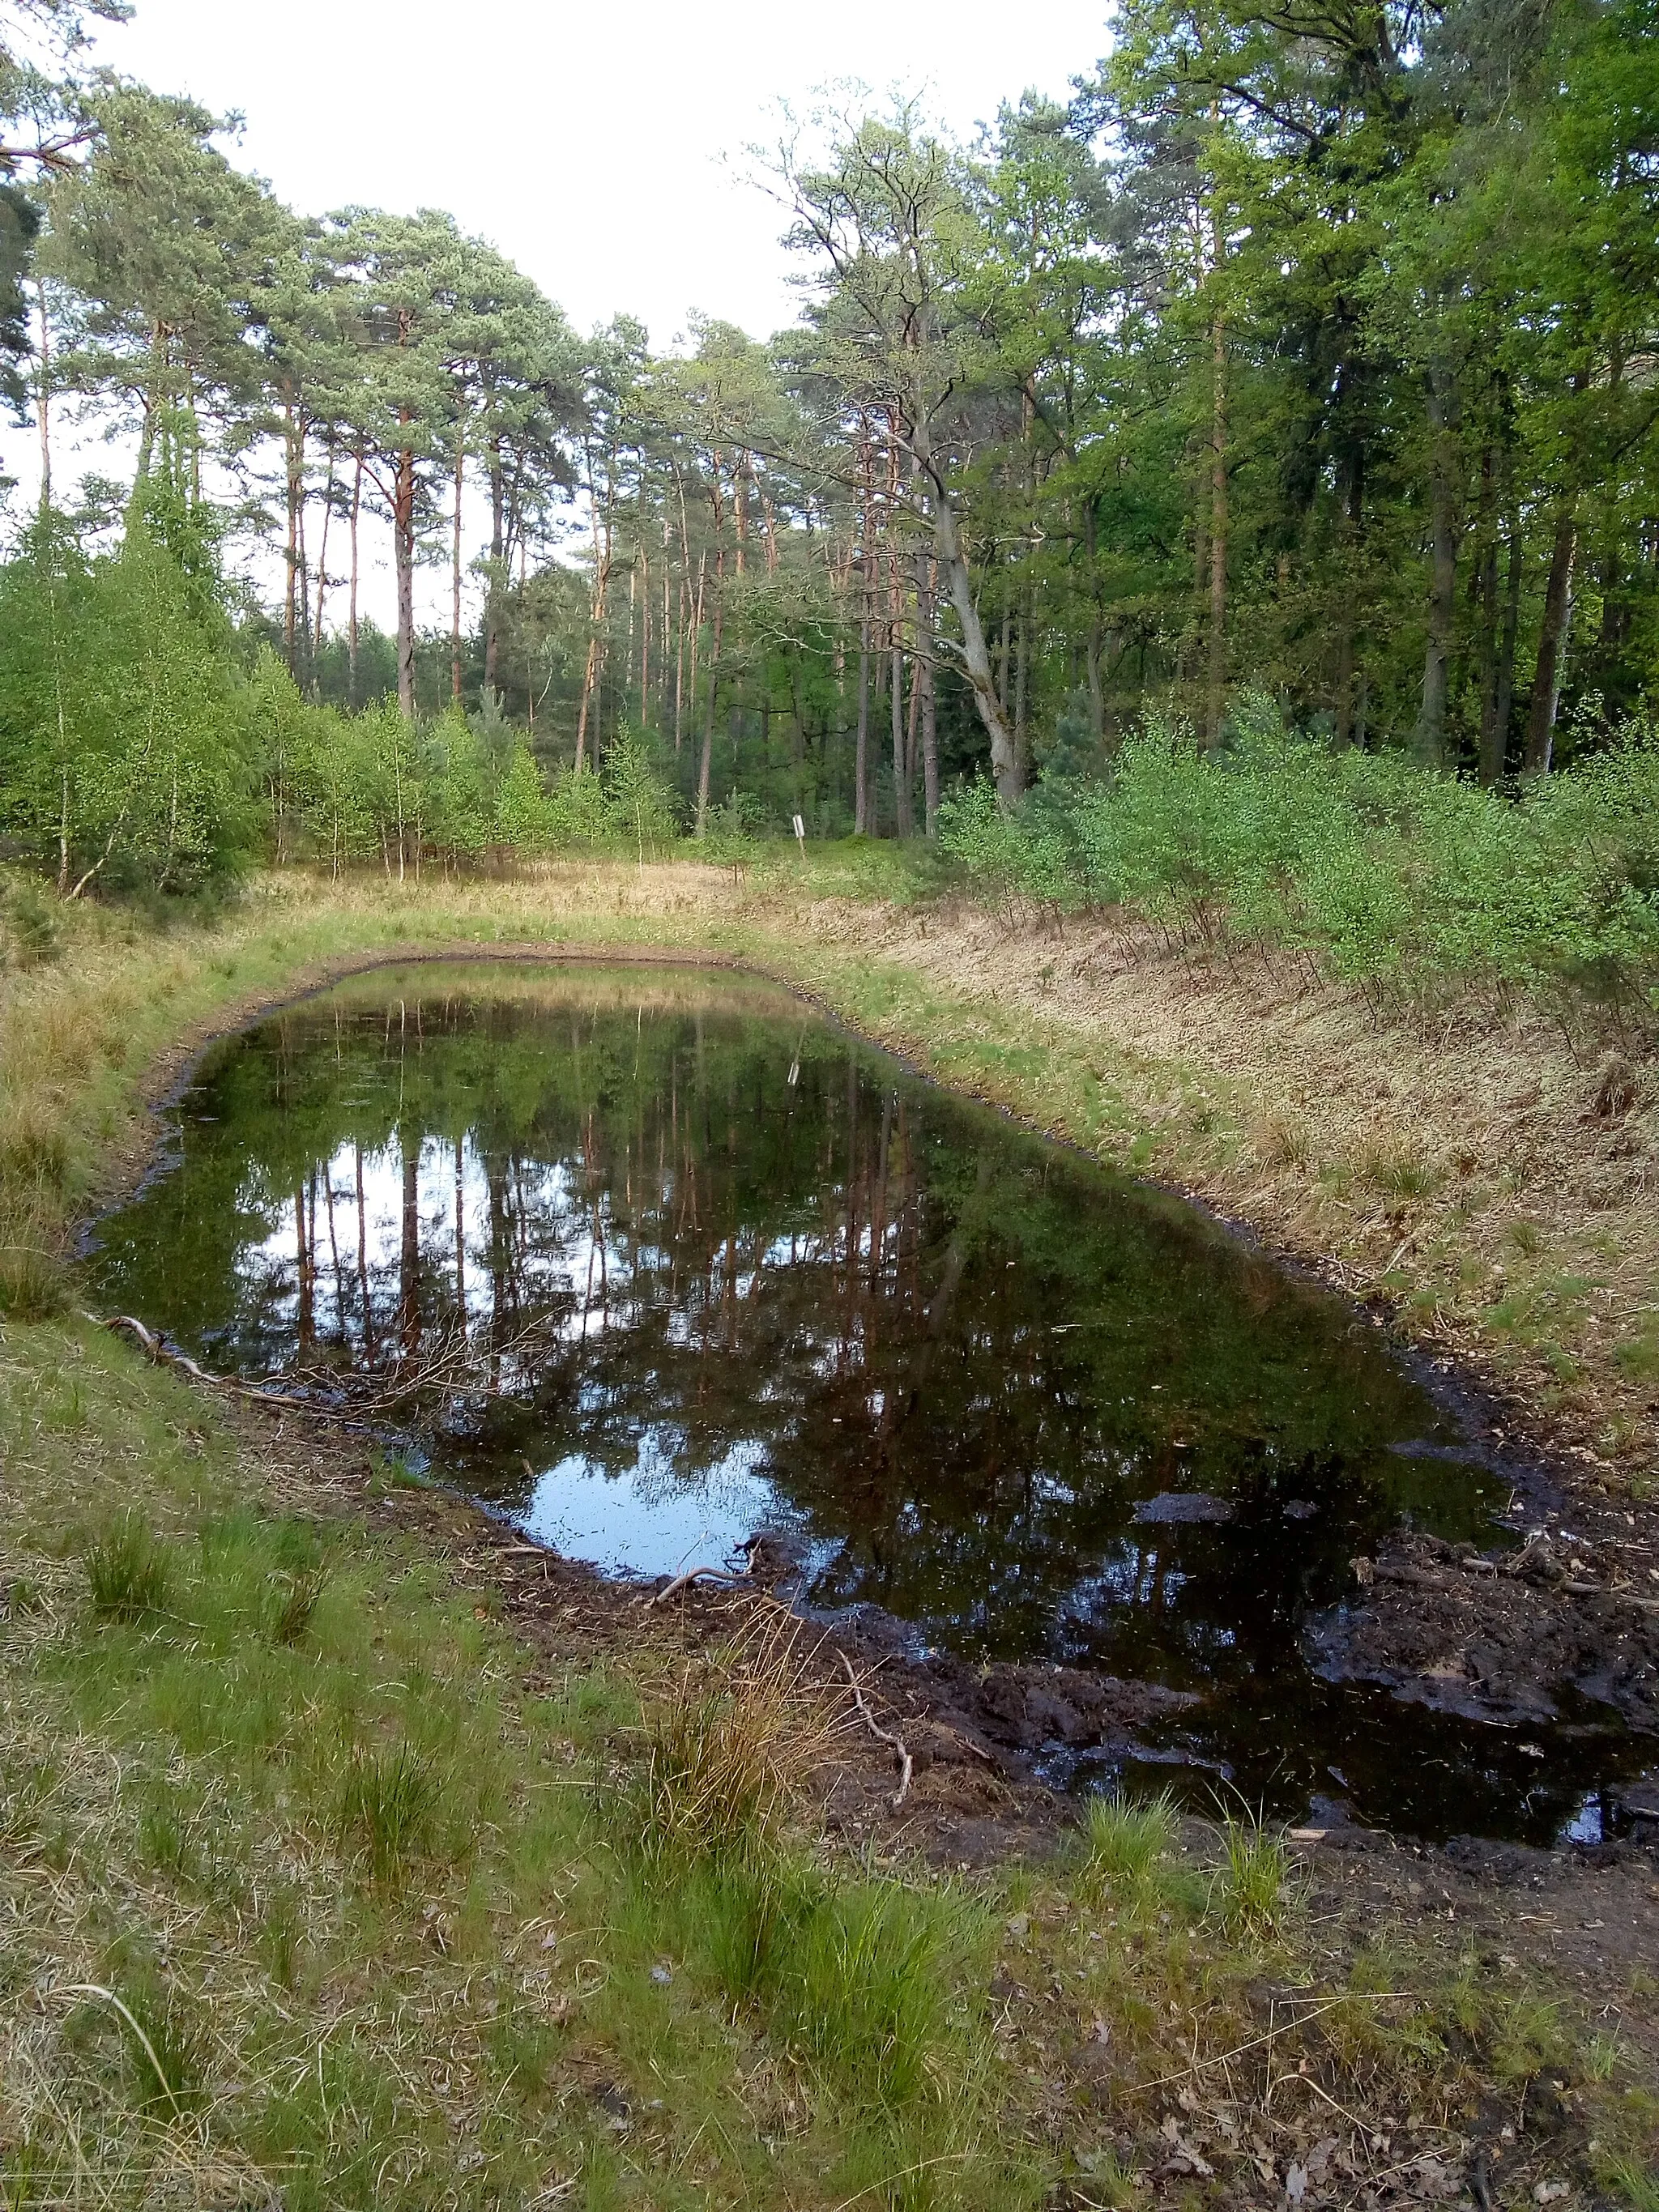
[941,700,1659,1025]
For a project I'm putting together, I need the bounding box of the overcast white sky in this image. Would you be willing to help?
[95,0,1111,343]
[3,0,1112,622]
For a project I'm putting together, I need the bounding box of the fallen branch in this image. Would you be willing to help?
[94,1314,318,1412]
[645,1562,751,1608]
[91,1311,541,1427]
[839,1650,913,1810]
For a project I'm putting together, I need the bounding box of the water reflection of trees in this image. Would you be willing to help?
[93,978,1488,1688]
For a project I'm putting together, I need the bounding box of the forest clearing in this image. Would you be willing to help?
[5,0,1659,2198]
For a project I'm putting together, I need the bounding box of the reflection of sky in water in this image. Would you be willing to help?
[520,1435,818,1581]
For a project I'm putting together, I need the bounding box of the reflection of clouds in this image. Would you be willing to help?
[521,1433,822,1581]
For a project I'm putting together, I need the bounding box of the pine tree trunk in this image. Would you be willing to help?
[1414,364,1459,765]
[1205,309,1228,749]
[394,437,416,721]
[484,444,505,697]
[313,434,335,674]
[348,453,362,709]
[696,549,724,830]
[1014,582,1030,788]
[450,433,466,703]
[284,400,302,674]
[1523,495,1579,778]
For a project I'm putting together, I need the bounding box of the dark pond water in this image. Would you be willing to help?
[87,962,1636,1843]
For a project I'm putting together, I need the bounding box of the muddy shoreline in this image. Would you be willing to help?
[81,931,1659,1860]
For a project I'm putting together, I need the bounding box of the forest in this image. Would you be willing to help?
[0,0,1657,1008]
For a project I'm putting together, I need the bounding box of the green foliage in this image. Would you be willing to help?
[0,514,261,897]
[944,703,1659,1022]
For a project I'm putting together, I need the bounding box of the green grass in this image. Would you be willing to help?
[1209,1810,1292,1941]
[3,869,1657,2206]
[1078,1788,1179,1898]
[84,1515,174,1621]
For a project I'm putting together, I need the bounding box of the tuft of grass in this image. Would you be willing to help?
[263,1564,327,1647]
[0,1202,66,1319]
[0,1756,55,1851]
[84,1517,173,1622]
[1078,1788,1179,1896]
[773,1875,991,2115]
[3,879,63,969]
[1601,2154,1659,2212]
[1255,1110,1311,1170]
[331,1741,445,1886]
[635,1613,837,1866]
[67,1975,211,2120]
[1362,1145,1444,1203]
[1209,1810,1290,1941]
[1073,2145,1145,2209]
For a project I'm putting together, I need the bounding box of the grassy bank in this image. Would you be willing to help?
[3,855,1657,1479]
[3,863,1658,2206]
[6,1313,1657,2209]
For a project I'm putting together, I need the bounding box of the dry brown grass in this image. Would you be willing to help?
[3,851,1654,1480]
[790,888,1659,1481]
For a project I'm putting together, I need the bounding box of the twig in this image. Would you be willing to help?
[1128,1993,1414,2095]
[645,1562,750,1607]
[838,1650,913,1810]
[94,1315,315,1412]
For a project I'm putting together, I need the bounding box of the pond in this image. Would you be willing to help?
[88,961,1636,1843]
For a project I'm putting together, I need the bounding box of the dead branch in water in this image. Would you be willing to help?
[90,1311,548,1424]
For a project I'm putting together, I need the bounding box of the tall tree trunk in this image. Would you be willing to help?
[1081,497,1105,744]
[695,548,725,830]
[1494,509,1521,768]
[855,425,874,833]
[1013,581,1030,788]
[911,406,1020,806]
[34,278,50,510]
[1205,308,1228,749]
[1475,441,1503,786]
[393,427,416,722]
[348,452,362,709]
[891,633,909,838]
[1332,441,1365,750]
[918,552,940,837]
[1414,364,1460,765]
[450,431,466,703]
[1523,494,1579,778]
[284,400,302,674]
[313,433,335,673]
[484,441,505,697]
[855,608,871,835]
